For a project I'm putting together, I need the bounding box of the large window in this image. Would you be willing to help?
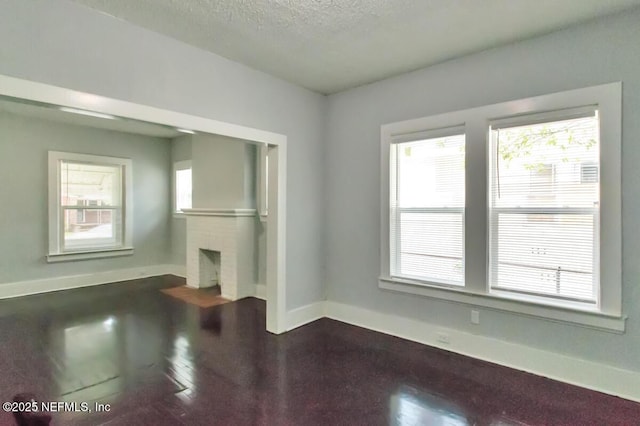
[380,83,622,331]
[390,131,465,286]
[48,152,133,262]
[489,109,599,306]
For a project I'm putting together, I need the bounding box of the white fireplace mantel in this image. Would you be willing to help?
[182,208,257,217]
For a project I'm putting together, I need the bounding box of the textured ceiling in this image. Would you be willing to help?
[70,0,640,94]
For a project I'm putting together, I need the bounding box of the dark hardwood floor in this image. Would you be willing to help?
[0,276,638,425]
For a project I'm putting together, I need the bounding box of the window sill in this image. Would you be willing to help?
[378,276,626,333]
[47,247,134,263]
[173,212,187,219]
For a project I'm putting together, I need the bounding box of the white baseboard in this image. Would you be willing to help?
[254,284,266,300]
[286,301,325,331]
[324,301,640,403]
[166,264,186,278]
[0,264,183,299]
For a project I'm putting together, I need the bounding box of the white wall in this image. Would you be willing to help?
[0,0,327,310]
[325,9,640,373]
[0,112,172,283]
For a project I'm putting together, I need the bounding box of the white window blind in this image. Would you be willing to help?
[489,109,600,305]
[390,132,465,286]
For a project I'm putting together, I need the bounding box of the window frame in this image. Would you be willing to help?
[47,151,133,262]
[256,143,269,221]
[379,83,623,332]
[172,159,192,217]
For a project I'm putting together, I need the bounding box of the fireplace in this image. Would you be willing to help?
[183,208,257,301]
[199,249,220,288]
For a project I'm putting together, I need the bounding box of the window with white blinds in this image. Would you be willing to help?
[390,132,465,286]
[381,84,621,329]
[489,109,599,305]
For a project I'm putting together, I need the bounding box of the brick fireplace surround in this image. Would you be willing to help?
[183,208,257,300]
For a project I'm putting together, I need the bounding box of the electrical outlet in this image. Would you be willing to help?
[471,310,480,324]
[436,332,450,344]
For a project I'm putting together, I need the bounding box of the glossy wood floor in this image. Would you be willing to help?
[0,276,638,426]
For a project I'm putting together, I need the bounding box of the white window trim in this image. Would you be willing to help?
[380,83,624,332]
[257,143,269,221]
[172,159,192,218]
[47,151,134,262]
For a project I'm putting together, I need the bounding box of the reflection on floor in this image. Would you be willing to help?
[0,275,637,425]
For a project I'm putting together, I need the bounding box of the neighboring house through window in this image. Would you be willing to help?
[48,151,133,262]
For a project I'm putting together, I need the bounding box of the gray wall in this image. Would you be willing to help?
[325,9,640,372]
[170,135,192,266]
[0,112,172,283]
[0,0,327,310]
[192,134,255,209]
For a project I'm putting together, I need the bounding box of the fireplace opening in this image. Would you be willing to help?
[199,249,221,289]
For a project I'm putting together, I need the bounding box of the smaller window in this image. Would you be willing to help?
[48,152,133,262]
[173,160,192,215]
[581,162,599,184]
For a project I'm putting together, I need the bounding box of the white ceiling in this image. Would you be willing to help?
[0,98,181,138]
[70,0,640,94]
